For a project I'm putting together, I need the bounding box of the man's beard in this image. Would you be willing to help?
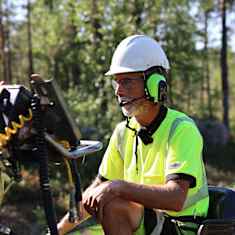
[119,97,145,117]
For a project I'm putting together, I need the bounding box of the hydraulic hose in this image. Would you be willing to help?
[31,94,58,235]
[69,159,82,222]
[61,141,82,223]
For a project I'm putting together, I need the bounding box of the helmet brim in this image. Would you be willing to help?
[105,66,144,76]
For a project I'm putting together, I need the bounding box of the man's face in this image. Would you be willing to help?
[113,72,146,117]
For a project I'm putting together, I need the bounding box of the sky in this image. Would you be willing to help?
[196,11,235,52]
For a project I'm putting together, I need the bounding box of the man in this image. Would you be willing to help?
[58,35,209,235]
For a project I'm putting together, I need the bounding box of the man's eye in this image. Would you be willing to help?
[125,79,132,84]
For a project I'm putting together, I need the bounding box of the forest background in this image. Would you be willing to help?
[0,0,235,234]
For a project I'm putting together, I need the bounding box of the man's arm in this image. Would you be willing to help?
[115,179,190,211]
[83,178,190,222]
[57,177,103,235]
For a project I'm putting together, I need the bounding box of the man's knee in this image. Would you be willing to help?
[102,197,143,231]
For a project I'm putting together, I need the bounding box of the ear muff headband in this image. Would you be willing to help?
[145,73,167,103]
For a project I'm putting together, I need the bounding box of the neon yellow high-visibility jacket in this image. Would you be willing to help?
[99,107,209,218]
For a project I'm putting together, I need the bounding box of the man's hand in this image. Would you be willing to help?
[56,203,90,235]
[83,180,125,222]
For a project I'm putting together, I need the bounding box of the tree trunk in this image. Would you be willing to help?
[0,2,8,82]
[204,10,212,118]
[220,0,230,130]
[132,0,143,33]
[68,1,80,86]
[27,0,34,80]
[6,31,12,83]
[90,0,107,127]
[5,1,12,83]
[91,0,102,50]
[199,59,205,113]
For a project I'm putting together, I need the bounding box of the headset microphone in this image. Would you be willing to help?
[119,96,146,107]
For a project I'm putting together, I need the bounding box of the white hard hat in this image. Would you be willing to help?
[105,35,170,75]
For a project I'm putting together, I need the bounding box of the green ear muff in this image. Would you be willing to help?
[146,73,167,103]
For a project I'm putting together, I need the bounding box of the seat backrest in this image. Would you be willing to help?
[207,186,235,219]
